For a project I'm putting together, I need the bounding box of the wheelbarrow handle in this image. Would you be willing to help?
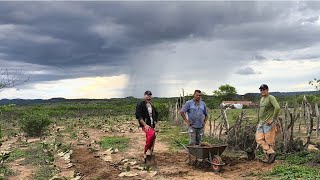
[175,141,189,152]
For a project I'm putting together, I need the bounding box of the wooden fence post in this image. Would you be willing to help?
[284,102,289,152]
[315,103,320,139]
[175,101,178,123]
[299,104,303,132]
[304,96,313,147]
[209,110,212,137]
[213,111,216,138]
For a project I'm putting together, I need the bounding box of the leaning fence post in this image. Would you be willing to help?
[284,102,290,152]
[213,111,216,138]
[175,101,178,123]
[304,96,313,147]
[209,111,212,137]
[315,103,319,139]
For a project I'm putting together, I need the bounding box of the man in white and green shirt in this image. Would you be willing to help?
[256,84,280,164]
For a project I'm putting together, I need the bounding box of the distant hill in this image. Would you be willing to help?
[0,91,318,105]
[0,98,67,105]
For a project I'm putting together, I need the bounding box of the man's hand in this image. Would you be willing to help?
[144,124,151,131]
[185,119,192,126]
[203,121,207,128]
[266,119,273,125]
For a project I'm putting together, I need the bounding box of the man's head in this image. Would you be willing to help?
[193,90,202,102]
[144,90,152,102]
[259,84,269,96]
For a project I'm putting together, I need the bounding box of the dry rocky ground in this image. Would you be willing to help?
[2,119,316,180]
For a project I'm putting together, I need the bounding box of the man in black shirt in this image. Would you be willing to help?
[135,90,159,162]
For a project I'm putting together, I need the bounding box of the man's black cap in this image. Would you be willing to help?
[144,90,152,96]
[259,84,269,90]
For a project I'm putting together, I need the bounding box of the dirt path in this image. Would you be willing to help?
[54,125,278,180]
[71,146,121,179]
[7,158,34,180]
[2,137,39,180]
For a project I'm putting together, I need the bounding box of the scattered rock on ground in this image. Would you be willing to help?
[308,144,319,151]
[101,155,112,162]
[118,171,139,177]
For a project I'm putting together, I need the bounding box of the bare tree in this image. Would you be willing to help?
[0,68,29,91]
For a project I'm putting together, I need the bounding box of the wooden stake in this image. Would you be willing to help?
[209,111,212,137]
[284,102,289,152]
[316,103,319,139]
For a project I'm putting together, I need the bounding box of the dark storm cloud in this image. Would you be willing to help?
[0,2,299,67]
[236,67,261,75]
[0,1,320,97]
[253,55,267,60]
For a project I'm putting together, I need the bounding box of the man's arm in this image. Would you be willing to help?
[180,102,192,126]
[180,112,192,126]
[270,96,280,121]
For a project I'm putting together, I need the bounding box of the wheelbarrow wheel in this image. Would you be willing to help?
[211,155,222,173]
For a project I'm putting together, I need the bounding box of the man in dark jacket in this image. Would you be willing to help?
[135,90,158,162]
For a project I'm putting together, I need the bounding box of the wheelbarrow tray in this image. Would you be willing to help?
[186,145,227,159]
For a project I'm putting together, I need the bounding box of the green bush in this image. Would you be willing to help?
[286,151,315,165]
[19,111,52,137]
[265,164,320,179]
[154,102,170,121]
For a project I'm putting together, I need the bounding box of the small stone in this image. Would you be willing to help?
[118,172,139,177]
[139,171,148,176]
[49,176,63,180]
[63,153,71,161]
[149,171,157,177]
[67,163,74,168]
[112,148,119,154]
[76,142,85,145]
[58,152,65,157]
[102,155,112,162]
[132,165,144,170]
[105,150,113,155]
[121,159,129,163]
[27,138,41,143]
[72,176,82,180]
[308,144,319,151]
[129,161,137,166]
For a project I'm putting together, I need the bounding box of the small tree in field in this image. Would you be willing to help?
[20,111,52,137]
[213,84,237,101]
[0,68,29,91]
[0,68,29,138]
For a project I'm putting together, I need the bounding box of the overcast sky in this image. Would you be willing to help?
[0,1,319,99]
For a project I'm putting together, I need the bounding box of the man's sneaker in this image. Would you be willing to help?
[268,153,277,164]
[259,153,269,163]
[146,149,151,156]
[143,153,147,164]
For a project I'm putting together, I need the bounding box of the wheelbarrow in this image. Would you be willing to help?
[177,142,227,172]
